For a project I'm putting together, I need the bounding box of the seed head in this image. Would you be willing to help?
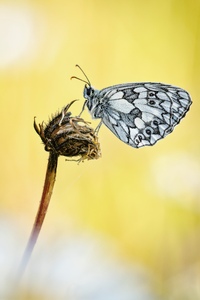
[34,100,101,162]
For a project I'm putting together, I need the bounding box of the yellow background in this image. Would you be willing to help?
[0,0,200,299]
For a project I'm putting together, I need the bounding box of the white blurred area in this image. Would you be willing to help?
[150,152,200,204]
[0,217,157,300]
[0,4,44,68]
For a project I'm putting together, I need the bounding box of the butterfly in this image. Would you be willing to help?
[71,65,192,148]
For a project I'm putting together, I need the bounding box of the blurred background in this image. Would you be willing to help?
[0,0,200,299]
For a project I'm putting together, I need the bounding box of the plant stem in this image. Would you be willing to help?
[18,151,58,276]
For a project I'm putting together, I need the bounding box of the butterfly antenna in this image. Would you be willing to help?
[70,65,91,86]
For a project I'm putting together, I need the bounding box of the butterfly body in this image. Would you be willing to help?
[83,82,192,148]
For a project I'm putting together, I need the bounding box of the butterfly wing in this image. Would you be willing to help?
[97,82,192,148]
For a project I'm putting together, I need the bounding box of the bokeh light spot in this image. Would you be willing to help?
[0,4,40,68]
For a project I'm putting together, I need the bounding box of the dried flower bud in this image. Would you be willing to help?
[34,100,101,162]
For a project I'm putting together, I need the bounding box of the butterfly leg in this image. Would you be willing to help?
[78,100,87,117]
[95,120,103,134]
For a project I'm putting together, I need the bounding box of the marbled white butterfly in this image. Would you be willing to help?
[72,65,192,148]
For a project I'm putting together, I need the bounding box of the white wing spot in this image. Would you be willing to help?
[110,91,124,100]
[179,98,190,108]
[134,87,147,93]
[178,91,189,99]
[134,117,145,129]
[109,99,133,113]
[157,92,170,101]
[160,101,171,112]
[141,112,154,122]
[138,91,148,98]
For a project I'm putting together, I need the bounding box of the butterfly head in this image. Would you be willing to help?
[83,84,97,110]
[71,65,99,117]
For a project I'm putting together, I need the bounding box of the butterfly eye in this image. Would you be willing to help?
[145,129,151,135]
[151,119,160,129]
[149,100,156,105]
[143,127,154,137]
[84,86,94,97]
[148,91,156,97]
[85,86,91,96]
[153,120,158,126]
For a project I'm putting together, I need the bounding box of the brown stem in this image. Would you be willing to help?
[18,151,58,276]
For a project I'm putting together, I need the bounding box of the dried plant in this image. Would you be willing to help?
[19,100,101,276]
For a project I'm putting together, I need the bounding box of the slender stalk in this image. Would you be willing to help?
[17,101,101,280]
[18,151,58,276]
